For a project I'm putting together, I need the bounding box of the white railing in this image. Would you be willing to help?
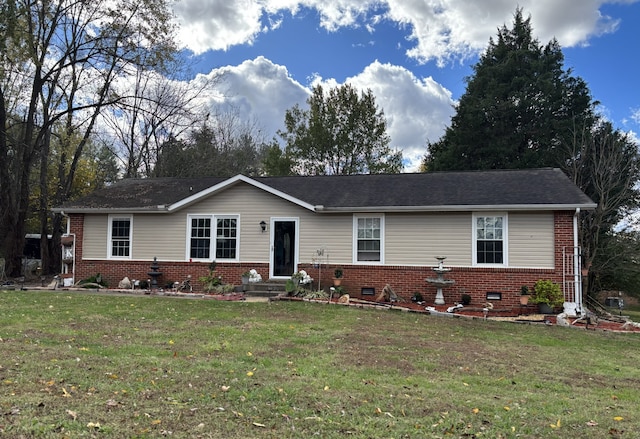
[562,246,583,315]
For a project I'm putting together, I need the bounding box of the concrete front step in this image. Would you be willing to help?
[241,280,288,298]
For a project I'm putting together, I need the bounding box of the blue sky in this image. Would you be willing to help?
[171,0,640,171]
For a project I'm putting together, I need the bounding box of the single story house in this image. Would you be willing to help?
[52,168,596,311]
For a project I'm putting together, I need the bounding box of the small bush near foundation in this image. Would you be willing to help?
[78,273,108,288]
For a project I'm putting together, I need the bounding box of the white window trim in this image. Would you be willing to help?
[107,214,133,260]
[352,214,385,264]
[472,212,508,267]
[186,214,240,262]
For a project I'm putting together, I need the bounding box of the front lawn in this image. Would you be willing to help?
[1,290,638,438]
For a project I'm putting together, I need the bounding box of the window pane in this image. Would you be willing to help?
[356,217,381,262]
[111,218,131,257]
[215,217,237,259]
[190,218,211,259]
[476,216,504,264]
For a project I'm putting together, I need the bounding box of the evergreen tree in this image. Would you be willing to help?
[425,8,594,171]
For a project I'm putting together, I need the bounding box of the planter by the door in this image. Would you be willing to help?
[332,278,342,287]
[520,295,529,306]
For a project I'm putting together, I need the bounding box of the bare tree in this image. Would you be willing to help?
[563,119,640,295]
[100,69,215,178]
[0,0,178,275]
[155,108,270,178]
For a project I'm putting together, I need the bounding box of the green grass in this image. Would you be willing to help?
[1,290,639,438]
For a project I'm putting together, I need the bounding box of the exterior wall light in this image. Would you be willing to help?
[260,221,267,233]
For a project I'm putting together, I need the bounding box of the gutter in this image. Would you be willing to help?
[316,203,598,213]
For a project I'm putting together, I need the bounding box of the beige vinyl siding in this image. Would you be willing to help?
[82,214,109,259]
[80,183,353,263]
[132,214,187,260]
[298,214,353,264]
[385,213,472,266]
[81,183,556,269]
[508,212,554,268]
[195,184,354,263]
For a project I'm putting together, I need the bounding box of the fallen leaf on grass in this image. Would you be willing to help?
[87,422,101,429]
[105,399,119,408]
[586,420,598,426]
[550,419,561,429]
[472,408,479,414]
[66,409,77,420]
[252,422,266,427]
[613,416,624,421]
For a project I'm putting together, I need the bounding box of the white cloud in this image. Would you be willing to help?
[200,56,309,137]
[200,58,455,171]
[344,61,455,170]
[173,0,265,53]
[173,0,631,62]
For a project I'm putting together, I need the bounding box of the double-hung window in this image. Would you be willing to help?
[215,217,238,259]
[354,215,384,263]
[474,214,507,265]
[190,217,211,259]
[188,215,238,261]
[108,215,132,258]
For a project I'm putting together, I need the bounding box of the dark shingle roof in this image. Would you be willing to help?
[54,168,595,213]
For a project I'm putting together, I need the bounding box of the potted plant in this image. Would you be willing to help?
[333,267,344,287]
[519,285,530,305]
[460,293,471,306]
[530,280,563,313]
[241,271,251,285]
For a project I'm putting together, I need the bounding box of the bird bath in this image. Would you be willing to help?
[148,257,162,291]
[426,256,455,305]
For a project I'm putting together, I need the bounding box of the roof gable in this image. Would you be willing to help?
[54,168,596,213]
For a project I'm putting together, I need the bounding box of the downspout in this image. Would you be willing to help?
[573,208,582,314]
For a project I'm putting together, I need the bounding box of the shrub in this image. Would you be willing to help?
[530,280,563,307]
